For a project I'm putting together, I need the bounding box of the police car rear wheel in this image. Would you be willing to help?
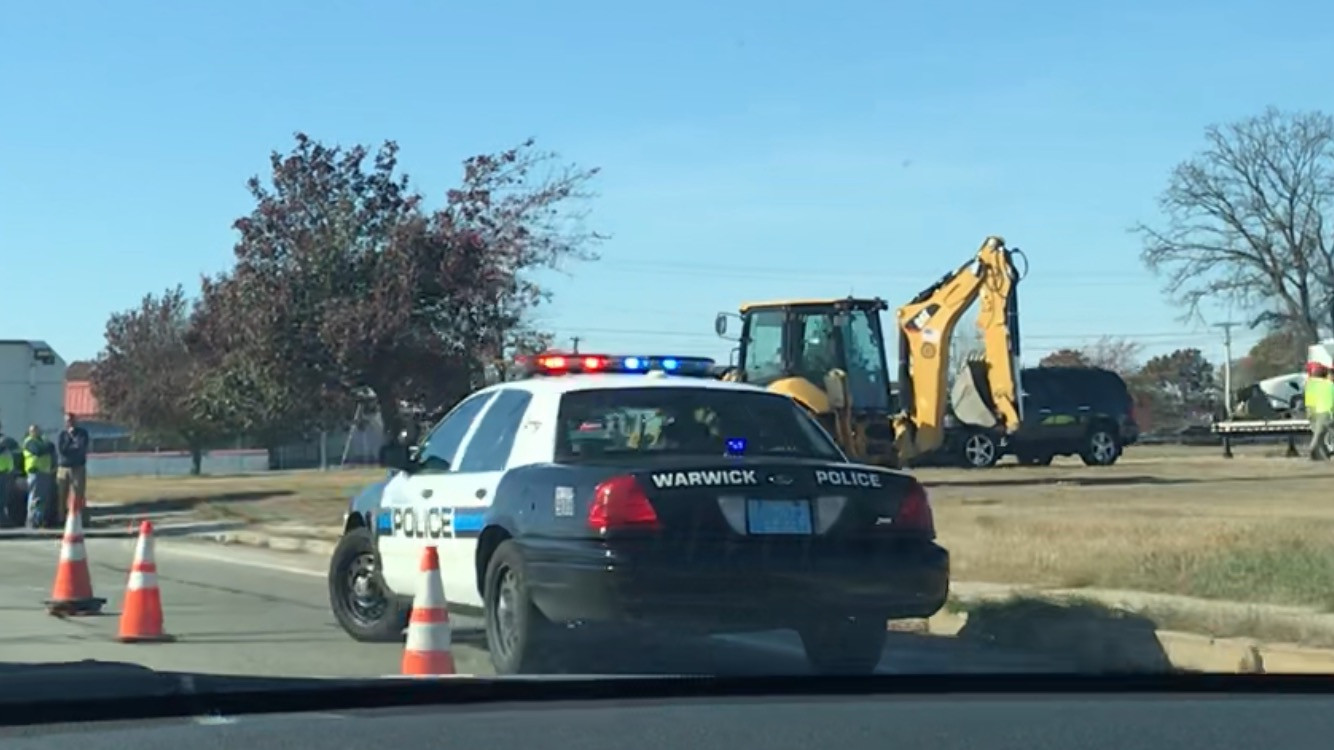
[797,616,887,675]
[329,528,409,642]
[484,540,560,674]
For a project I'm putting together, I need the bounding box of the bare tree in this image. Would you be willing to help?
[1135,108,1334,344]
[1084,336,1143,376]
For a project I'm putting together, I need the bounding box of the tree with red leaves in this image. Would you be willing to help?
[91,286,223,474]
[192,134,602,440]
[1037,348,1090,368]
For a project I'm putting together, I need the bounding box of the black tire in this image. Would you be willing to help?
[797,616,888,675]
[1080,426,1121,466]
[484,540,563,675]
[328,528,409,642]
[959,431,999,468]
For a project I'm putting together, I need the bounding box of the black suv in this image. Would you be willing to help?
[944,366,1140,468]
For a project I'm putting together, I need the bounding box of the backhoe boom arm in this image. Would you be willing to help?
[892,236,1022,462]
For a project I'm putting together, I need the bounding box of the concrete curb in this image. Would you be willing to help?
[0,521,245,540]
[200,529,337,556]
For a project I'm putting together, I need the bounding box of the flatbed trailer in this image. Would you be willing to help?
[1211,418,1312,458]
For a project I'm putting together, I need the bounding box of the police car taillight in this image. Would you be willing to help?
[588,475,661,532]
[894,480,934,536]
[522,353,715,377]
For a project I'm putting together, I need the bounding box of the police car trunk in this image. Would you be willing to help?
[536,359,945,628]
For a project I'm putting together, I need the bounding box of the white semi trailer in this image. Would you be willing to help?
[0,340,66,439]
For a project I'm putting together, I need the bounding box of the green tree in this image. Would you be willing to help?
[1134,348,1218,427]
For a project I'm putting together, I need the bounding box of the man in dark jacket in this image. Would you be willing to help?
[0,420,16,527]
[56,413,90,527]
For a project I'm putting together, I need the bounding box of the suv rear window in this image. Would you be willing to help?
[1022,367,1133,410]
[555,387,844,462]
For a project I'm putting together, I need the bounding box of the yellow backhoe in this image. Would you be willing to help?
[714,236,1026,468]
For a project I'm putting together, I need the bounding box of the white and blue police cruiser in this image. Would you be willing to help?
[328,353,949,675]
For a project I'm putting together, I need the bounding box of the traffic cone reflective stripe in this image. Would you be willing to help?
[117,520,173,642]
[46,496,105,616]
[401,546,456,676]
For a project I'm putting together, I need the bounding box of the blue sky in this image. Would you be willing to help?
[4,0,1329,370]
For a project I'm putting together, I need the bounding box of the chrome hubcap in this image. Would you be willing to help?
[346,552,386,624]
[493,566,520,659]
[964,434,995,466]
[1091,432,1117,462]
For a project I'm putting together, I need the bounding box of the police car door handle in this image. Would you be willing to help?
[475,488,487,500]
[421,489,434,499]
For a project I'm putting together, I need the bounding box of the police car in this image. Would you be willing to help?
[328,353,949,675]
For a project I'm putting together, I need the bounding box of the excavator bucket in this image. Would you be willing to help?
[950,359,999,429]
[1232,384,1282,419]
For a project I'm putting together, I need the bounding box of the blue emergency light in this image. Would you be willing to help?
[523,353,716,377]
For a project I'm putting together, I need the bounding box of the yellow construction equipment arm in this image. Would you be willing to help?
[891,236,1024,462]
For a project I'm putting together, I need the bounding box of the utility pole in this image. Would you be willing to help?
[1215,321,1240,418]
[570,336,581,354]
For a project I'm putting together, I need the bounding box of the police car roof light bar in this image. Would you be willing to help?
[525,353,716,377]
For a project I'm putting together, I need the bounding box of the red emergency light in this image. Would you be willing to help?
[519,353,716,377]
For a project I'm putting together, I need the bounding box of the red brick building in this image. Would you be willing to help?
[64,361,100,419]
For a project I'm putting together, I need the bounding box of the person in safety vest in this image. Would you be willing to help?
[1307,367,1334,460]
[0,420,16,528]
[22,425,55,529]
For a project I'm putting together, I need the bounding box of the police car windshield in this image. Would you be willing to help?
[554,387,843,462]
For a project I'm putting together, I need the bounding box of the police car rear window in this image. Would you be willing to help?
[554,387,843,462]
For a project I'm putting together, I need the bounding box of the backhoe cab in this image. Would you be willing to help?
[717,297,900,464]
[716,236,1025,468]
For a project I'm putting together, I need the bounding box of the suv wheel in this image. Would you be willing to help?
[1080,427,1120,466]
[961,431,999,468]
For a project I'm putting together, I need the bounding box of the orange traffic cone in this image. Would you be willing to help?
[401,546,455,676]
[46,496,106,616]
[117,520,174,642]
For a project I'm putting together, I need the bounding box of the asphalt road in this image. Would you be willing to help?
[0,536,1071,679]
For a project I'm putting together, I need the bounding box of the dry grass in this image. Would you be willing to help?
[923,443,1334,610]
[88,468,384,529]
[85,443,1334,611]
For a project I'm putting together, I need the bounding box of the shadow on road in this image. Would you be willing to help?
[90,491,295,519]
[955,597,1173,673]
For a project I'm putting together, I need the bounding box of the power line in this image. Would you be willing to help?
[585,263,1155,287]
[543,325,1239,342]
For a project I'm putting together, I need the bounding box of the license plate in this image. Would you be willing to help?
[746,499,813,535]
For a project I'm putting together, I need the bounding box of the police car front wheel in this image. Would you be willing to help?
[328,528,410,642]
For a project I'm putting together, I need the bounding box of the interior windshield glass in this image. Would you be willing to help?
[840,309,890,411]
[555,387,843,462]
